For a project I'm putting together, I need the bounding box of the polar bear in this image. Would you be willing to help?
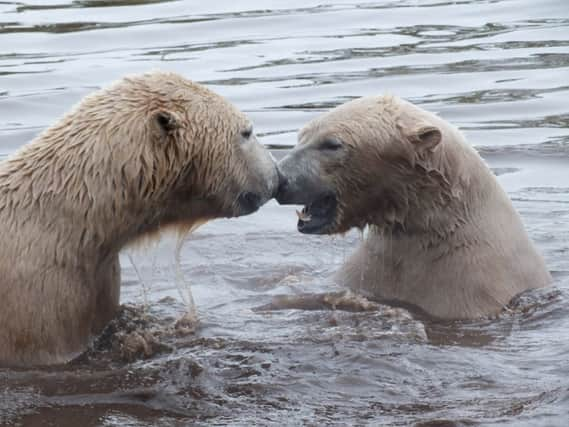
[276,95,551,319]
[0,71,278,366]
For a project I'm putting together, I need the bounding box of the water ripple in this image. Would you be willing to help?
[1,0,569,425]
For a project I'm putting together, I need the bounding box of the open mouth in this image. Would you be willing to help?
[296,194,337,234]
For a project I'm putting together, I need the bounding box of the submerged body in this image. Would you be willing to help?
[276,95,551,319]
[0,71,278,366]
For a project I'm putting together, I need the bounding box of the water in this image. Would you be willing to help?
[1,0,569,425]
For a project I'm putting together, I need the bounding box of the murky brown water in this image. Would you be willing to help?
[1,0,569,425]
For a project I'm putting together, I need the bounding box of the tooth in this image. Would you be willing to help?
[296,209,312,222]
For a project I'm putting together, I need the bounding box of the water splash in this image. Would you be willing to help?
[127,252,152,310]
[174,233,198,324]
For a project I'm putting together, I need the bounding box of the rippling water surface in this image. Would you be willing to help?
[1,1,569,425]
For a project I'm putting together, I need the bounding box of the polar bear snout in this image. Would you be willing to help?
[276,149,327,205]
[276,150,339,234]
[235,137,279,216]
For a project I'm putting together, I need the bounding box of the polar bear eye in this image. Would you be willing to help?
[241,127,253,140]
[319,138,343,151]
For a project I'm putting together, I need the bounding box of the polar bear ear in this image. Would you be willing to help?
[152,110,180,140]
[408,125,442,152]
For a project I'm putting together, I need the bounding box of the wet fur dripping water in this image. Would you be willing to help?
[1,0,569,425]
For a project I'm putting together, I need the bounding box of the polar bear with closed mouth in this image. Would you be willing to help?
[0,71,278,367]
[275,95,551,319]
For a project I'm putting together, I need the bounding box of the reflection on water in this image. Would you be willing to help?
[1,0,569,425]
